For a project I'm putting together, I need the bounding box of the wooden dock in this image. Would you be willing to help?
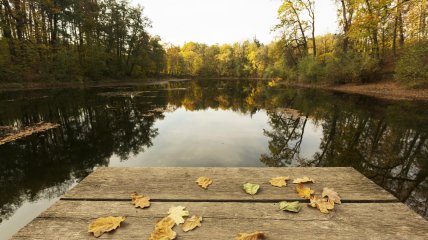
[12,167,428,239]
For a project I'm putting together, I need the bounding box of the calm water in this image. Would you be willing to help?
[0,79,427,239]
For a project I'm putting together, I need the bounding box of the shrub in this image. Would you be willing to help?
[297,56,324,83]
[395,41,428,87]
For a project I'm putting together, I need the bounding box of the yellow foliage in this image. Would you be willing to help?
[182,215,202,232]
[88,216,125,238]
[196,176,213,189]
[295,183,314,199]
[131,192,151,209]
[269,176,290,187]
[235,231,266,240]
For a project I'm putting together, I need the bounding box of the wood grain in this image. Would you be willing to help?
[63,167,396,201]
[12,201,428,240]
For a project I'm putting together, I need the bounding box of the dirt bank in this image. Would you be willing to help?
[287,81,428,101]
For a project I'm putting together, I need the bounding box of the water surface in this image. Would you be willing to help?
[1,79,427,239]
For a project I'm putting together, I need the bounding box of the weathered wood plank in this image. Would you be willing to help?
[12,201,428,240]
[63,167,396,201]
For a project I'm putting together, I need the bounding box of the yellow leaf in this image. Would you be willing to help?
[131,192,151,209]
[293,176,315,184]
[167,206,189,224]
[182,215,202,232]
[295,183,314,199]
[309,195,335,214]
[149,216,177,240]
[322,187,341,204]
[243,183,260,195]
[196,176,213,189]
[235,231,266,240]
[88,216,125,238]
[269,176,290,187]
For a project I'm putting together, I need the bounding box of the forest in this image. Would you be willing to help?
[0,0,427,86]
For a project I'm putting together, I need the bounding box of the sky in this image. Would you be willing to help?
[131,0,338,45]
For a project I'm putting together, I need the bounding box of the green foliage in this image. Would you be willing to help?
[0,0,165,83]
[395,41,428,87]
[297,57,323,83]
[324,51,380,84]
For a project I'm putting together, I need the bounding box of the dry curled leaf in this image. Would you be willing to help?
[131,192,151,209]
[182,215,202,232]
[235,231,266,240]
[149,216,177,240]
[88,216,125,238]
[167,206,189,224]
[243,183,260,195]
[309,195,335,214]
[279,201,302,213]
[322,187,341,204]
[196,176,213,189]
[296,183,314,199]
[293,176,315,184]
[269,176,290,187]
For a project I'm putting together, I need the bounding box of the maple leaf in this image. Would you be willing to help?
[167,206,189,224]
[269,176,290,187]
[309,195,335,214]
[149,216,177,240]
[279,201,302,213]
[182,215,202,232]
[295,183,314,199]
[235,231,266,240]
[196,176,213,189]
[243,183,260,195]
[322,187,341,204]
[88,216,125,238]
[293,176,315,184]
[131,192,151,209]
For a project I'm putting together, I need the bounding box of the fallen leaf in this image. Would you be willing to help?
[293,176,315,184]
[279,201,302,213]
[196,176,213,189]
[182,215,202,232]
[269,176,290,187]
[167,206,189,224]
[235,231,266,240]
[309,195,335,214]
[243,183,260,195]
[322,187,341,204]
[88,216,125,238]
[131,192,151,209]
[295,183,314,199]
[149,216,177,240]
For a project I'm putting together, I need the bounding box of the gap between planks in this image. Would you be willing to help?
[60,197,400,203]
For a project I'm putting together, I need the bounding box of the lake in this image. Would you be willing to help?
[0,79,427,239]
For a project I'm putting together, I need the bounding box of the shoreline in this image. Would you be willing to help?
[2,79,427,102]
[0,78,191,92]
[285,81,428,101]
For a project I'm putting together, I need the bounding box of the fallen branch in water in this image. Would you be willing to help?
[0,122,60,145]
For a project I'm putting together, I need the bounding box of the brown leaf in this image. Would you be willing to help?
[88,216,125,238]
[269,176,290,187]
[196,176,213,189]
[322,187,341,204]
[292,176,315,184]
[149,216,177,240]
[309,195,335,214]
[235,231,266,240]
[131,192,151,209]
[295,183,314,199]
[182,215,202,232]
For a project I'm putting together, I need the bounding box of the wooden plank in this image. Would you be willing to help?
[12,200,428,240]
[63,167,396,201]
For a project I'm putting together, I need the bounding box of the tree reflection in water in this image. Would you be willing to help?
[259,89,428,219]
